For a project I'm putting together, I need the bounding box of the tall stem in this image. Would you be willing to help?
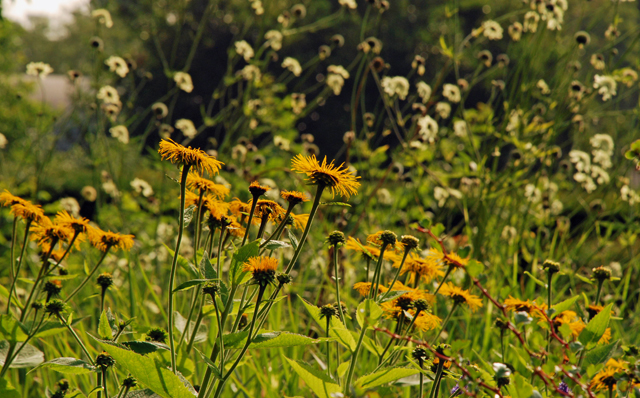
[344,322,367,394]
[20,238,56,322]
[385,249,411,295]
[217,224,226,278]
[7,220,32,314]
[168,164,191,374]
[431,302,458,345]
[241,196,260,246]
[193,190,205,267]
[58,313,96,365]
[65,250,110,303]
[260,203,293,249]
[418,360,425,398]
[185,294,206,354]
[326,317,332,378]
[428,361,445,398]
[433,265,454,296]
[369,243,390,299]
[333,245,346,324]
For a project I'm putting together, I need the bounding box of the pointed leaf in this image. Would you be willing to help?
[550,296,580,319]
[0,315,28,343]
[99,311,113,340]
[199,252,217,280]
[356,299,383,328]
[172,279,208,293]
[299,295,356,351]
[284,357,341,398]
[263,240,291,251]
[579,304,613,348]
[174,312,208,343]
[121,341,169,355]
[583,340,619,368]
[30,357,96,375]
[0,340,44,368]
[183,205,196,227]
[356,368,419,389]
[0,378,20,398]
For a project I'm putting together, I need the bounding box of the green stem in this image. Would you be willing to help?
[217,224,227,278]
[185,295,206,354]
[343,322,367,394]
[20,238,57,321]
[384,248,411,296]
[8,217,17,281]
[419,360,425,398]
[168,164,191,374]
[255,212,270,241]
[429,361,445,398]
[431,302,458,345]
[326,317,331,378]
[7,220,32,315]
[102,368,109,398]
[333,244,346,324]
[58,313,95,365]
[260,204,294,249]
[177,289,199,352]
[194,189,206,267]
[212,294,225,374]
[433,265,454,296]
[595,280,604,306]
[97,372,103,398]
[241,195,260,246]
[369,243,390,299]
[65,250,110,303]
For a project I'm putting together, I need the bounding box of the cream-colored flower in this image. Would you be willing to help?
[60,197,80,217]
[282,57,302,77]
[274,135,290,151]
[0,133,7,149]
[453,120,467,137]
[434,187,462,207]
[418,115,438,143]
[175,119,198,139]
[483,20,503,40]
[327,65,350,79]
[506,109,522,134]
[174,72,194,93]
[381,76,410,100]
[105,56,129,78]
[569,150,591,173]
[238,65,261,81]
[131,178,154,197]
[417,82,432,103]
[508,22,523,41]
[593,75,617,101]
[621,185,640,205]
[339,0,357,9]
[109,125,129,144]
[265,30,283,50]
[523,12,540,33]
[235,40,254,61]
[435,102,451,119]
[590,54,605,71]
[26,62,53,78]
[92,9,113,28]
[442,84,461,103]
[537,79,551,95]
[291,93,306,115]
[97,85,120,104]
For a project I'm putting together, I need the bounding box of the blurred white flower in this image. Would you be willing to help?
[376,188,393,205]
[418,115,438,143]
[436,102,451,119]
[102,181,120,198]
[339,0,357,9]
[593,75,617,101]
[81,186,97,202]
[453,120,468,137]
[524,184,541,203]
[573,172,597,193]
[105,56,129,78]
[109,125,129,144]
[291,93,306,115]
[537,79,551,95]
[569,150,591,173]
[483,20,503,40]
[274,136,290,151]
[508,22,523,41]
[238,65,261,81]
[175,119,197,138]
[506,109,522,134]
[381,76,410,100]
[60,197,80,217]
[590,54,605,70]
[327,74,345,95]
[131,178,154,197]
[523,12,540,33]
[92,9,113,28]
[434,187,462,207]
[265,30,283,51]
[26,62,53,78]
[235,41,254,61]
[327,65,350,79]
[417,82,432,103]
[501,225,517,242]
[0,133,7,149]
[590,165,610,185]
[282,57,302,77]
[174,72,194,93]
[621,185,640,205]
[442,84,461,103]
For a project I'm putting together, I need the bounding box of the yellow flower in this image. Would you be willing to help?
[504,296,539,314]
[55,210,90,234]
[346,237,395,261]
[0,190,28,207]
[249,181,270,198]
[30,217,75,248]
[87,226,135,252]
[590,358,627,390]
[413,312,442,331]
[281,190,309,206]
[445,252,470,268]
[382,289,431,320]
[291,154,360,198]
[438,282,483,312]
[226,216,246,238]
[158,138,223,175]
[393,252,445,284]
[353,280,413,297]
[11,202,45,223]
[255,200,286,222]
[290,213,309,230]
[186,172,229,199]
[366,231,402,251]
[243,256,278,286]
[229,198,252,218]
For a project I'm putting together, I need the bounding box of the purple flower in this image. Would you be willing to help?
[450,384,461,396]
[558,381,571,394]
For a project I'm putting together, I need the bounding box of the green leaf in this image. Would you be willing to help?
[199,252,217,279]
[356,299,383,328]
[183,205,196,227]
[431,223,445,237]
[457,246,472,259]
[30,357,96,375]
[284,357,341,398]
[299,296,356,351]
[0,315,28,343]
[262,240,291,251]
[163,244,198,277]
[122,389,164,398]
[320,202,351,207]
[99,311,113,340]
[550,296,580,319]
[583,340,618,368]
[466,260,484,278]
[172,279,209,293]
[377,290,411,303]
[0,340,44,368]
[0,378,21,398]
[287,229,299,250]
[193,348,221,379]
[523,271,546,288]
[579,304,613,348]
[337,361,350,378]
[250,332,332,349]
[223,331,249,348]
[174,311,208,343]
[121,341,169,355]
[355,368,419,389]
[509,374,534,398]
[575,274,593,285]
[98,341,196,398]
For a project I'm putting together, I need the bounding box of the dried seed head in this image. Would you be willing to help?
[327,231,346,246]
[97,273,114,289]
[146,327,168,343]
[592,266,612,282]
[379,230,397,246]
[122,375,138,388]
[95,352,116,369]
[542,259,560,274]
[43,280,63,301]
[202,282,220,298]
[413,299,430,313]
[400,235,419,250]
[45,299,67,316]
[319,304,339,320]
[412,347,429,363]
[276,273,293,285]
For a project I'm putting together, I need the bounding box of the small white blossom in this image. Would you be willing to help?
[92,9,113,28]
[621,185,640,205]
[453,120,468,137]
[506,109,522,134]
[265,30,283,51]
[590,165,610,185]
[175,119,197,139]
[524,184,541,203]
[442,84,461,103]
[26,62,53,78]
[282,57,302,77]
[131,178,154,197]
[523,12,540,33]
[291,93,306,115]
[274,136,290,151]
[235,41,254,61]
[60,197,80,217]
[434,187,462,207]
[105,56,129,78]
[590,54,605,70]
[483,20,503,40]
[417,82,432,103]
[0,133,7,149]
[327,65,350,79]
[237,65,261,81]
[339,0,357,9]
[537,79,551,95]
[97,85,120,104]
[435,102,451,119]
[417,115,439,143]
[569,150,591,173]
[508,22,523,41]
[174,72,194,93]
[593,75,617,101]
[109,125,129,144]
[381,76,410,100]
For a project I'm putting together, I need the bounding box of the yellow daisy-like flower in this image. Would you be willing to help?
[393,252,445,284]
[413,312,442,331]
[87,226,135,252]
[438,282,483,312]
[290,213,309,230]
[345,237,396,261]
[504,296,539,314]
[31,216,76,249]
[291,154,360,198]
[382,289,431,320]
[367,231,403,251]
[0,190,28,207]
[249,181,270,198]
[229,198,252,218]
[226,216,246,238]
[158,138,224,174]
[281,190,309,206]
[206,200,230,223]
[243,256,278,286]
[353,280,413,297]
[255,200,286,222]
[445,252,470,268]
[186,172,229,199]
[590,358,627,390]
[11,202,46,223]
[55,210,90,234]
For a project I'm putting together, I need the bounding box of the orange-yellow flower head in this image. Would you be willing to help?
[413,312,442,332]
[290,213,309,230]
[438,282,483,312]
[0,190,28,207]
[10,202,45,223]
[229,198,252,218]
[353,280,413,297]
[55,210,90,234]
[255,200,286,222]
[243,256,278,287]
[291,154,360,198]
[226,215,246,238]
[88,226,135,252]
[186,172,229,199]
[206,200,230,224]
[158,138,223,174]
[382,289,431,320]
[248,181,270,198]
[281,190,309,206]
[31,217,76,249]
[504,296,539,314]
[590,358,627,390]
[395,252,445,284]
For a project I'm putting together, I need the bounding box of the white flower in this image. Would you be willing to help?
[453,120,467,137]
[524,184,541,203]
[326,65,349,96]
[274,135,290,151]
[109,125,129,144]
[435,102,451,119]
[569,150,591,173]
[291,93,306,115]
[573,172,596,193]
[81,186,97,202]
[483,20,503,40]
[590,165,610,185]
[434,187,462,207]
[590,54,605,70]
[501,226,517,242]
[621,185,640,205]
[417,82,432,103]
[417,115,439,143]
[175,119,197,138]
[237,65,261,81]
[60,197,80,217]
[97,85,120,104]
[593,75,617,101]
[492,363,512,378]
[327,65,350,79]
[0,133,7,149]
[537,79,551,95]
[105,56,129,78]
[102,181,120,198]
[339,0,357,9]
[508,22,523,41]
[251,0,264,15]
[265,30,283,51]
[381,76,410,100]
[442,84,461,103]
[26,62,53,78]
[235,40,254,61]
[590,134,614,168]
[592,150,612,169]
[506,109,522,134]
[282,57,302,77]
[174,72,194,93]
[92,9,113,28]
[131,178,154,197]
[523,12,540,33]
